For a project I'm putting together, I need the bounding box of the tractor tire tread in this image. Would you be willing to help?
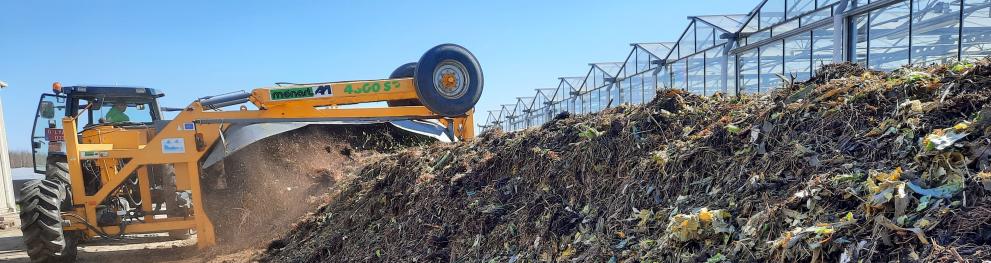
[18,179,77,263]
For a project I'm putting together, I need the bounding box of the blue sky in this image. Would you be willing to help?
[0,1,756,151]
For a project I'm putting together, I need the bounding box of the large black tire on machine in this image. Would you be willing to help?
[19,178,79,263]
[387,44,483,117]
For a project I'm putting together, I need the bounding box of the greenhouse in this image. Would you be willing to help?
[482,0,991,132]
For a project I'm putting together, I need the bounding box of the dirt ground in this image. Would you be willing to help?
[0,227,206,263]
[0,226,269,263]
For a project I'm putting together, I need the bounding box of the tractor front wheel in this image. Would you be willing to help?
[19,179,79,263]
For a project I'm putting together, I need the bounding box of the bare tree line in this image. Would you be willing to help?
[8,151,32,168]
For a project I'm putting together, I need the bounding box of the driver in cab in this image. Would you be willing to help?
[104,102,130,123]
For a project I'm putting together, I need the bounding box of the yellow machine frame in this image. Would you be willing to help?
[58,77,474,247]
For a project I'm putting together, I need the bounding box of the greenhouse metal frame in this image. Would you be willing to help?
[481,0,991,132]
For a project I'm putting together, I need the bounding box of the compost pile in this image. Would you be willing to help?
[263,60,991,262]
[199,123,433,253]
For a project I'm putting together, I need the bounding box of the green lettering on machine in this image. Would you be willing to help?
[269,87,315,101]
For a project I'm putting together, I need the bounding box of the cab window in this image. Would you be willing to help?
[31,94,66,173]
[93,101,154,124]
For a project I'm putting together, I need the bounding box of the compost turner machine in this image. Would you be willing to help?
[21,44,482,262]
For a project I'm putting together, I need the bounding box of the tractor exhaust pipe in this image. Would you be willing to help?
[199,92,251,110]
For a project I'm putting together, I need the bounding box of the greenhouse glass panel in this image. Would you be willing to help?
[679,23,697,58]
[637,43,676,59]
[572,95,582,114]
[609,82,621,107]
[594,63,623,88]
[658,65,672,89]
[820,0,840,7]
[515,99,529,119]
[643,72,657,102]
[748,30,773,45]
[628,75,644,104]
[560,100,569,115]
[963,0,991,60]
[785,32,813,81]
[564,77,584,94]
[696,22,716,50]
[596,70,608,89]
[741,16,762,45]
[912,0,961,65]
[590,88,609,112]
[696,15,748,33]
[739,49,760,93]
[533,96,545,114]
[727,54,737,95]
[589,89,599,112]
[761,0,787,29]
[565,98,575,113]
[622,77,633,105]
[545,102,555,118]
[576,93,592,113]
[600,63,624,78]
[812,25,835,74]
[635,48,653,74]
[557,83,570,112]
[773,18,800,35]
[687,54,706,94]
[573,97,582,114]
[802,7,833,27]
[671,59,687,90]
[590,68,603,90]
[788,0,816,19]
[587,70,599,91]
[587,90,597,113]
[759,40,784,92]
[854,13,870,65]
[742,13,760,33]
[581,93,590,113]
[621,50,637,80]
[605,85,616,108]
[705,48,723,95]
[868,1,911,71]
[560,99,570,116]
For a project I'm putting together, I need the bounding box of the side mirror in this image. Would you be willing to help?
[32,141,41,149]
[39,101,55,119]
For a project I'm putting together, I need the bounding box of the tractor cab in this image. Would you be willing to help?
[31,83,165,174]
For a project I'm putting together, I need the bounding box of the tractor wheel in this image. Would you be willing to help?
[387,62,422,107]
[19,179,79,263]
[413,44,483,117]
[45,157,74,210]
[45,157,70,187]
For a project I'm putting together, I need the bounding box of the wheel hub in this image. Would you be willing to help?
[441,73,457,89]
[433,60,470,99]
